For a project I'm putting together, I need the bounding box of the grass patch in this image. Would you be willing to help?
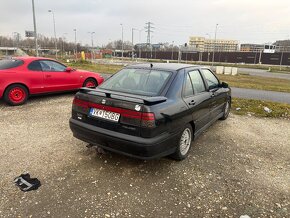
[67,61,122,74]
[231,98,290,119]
[218,74,290,93]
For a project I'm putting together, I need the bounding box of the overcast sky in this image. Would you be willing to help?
[0,0,289,46]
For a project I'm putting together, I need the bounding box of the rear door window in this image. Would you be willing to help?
[188,70,206,94]
[0,59,24,70]
[99,68,172,96]
[184,74,194,97]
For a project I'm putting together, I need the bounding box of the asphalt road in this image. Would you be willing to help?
[231,87,290,104]
[0,94,290,217]
[238,68,290,80]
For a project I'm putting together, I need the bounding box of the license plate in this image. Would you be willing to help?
[89,108,120,122]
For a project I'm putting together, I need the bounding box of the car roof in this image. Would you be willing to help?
[14,56,54,62]
[126,63,199,71]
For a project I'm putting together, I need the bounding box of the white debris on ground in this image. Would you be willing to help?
[264,107,272,113]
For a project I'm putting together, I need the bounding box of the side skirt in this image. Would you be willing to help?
[194,112,224,139]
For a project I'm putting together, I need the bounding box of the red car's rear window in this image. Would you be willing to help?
[0,59,24,70]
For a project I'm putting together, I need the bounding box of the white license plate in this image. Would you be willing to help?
[89,108,120,122]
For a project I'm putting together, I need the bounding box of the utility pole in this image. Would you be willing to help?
[138,29,143,59]
[31,0,38,56]
[206,33,211,63]
[145,22,154,58]
[73,29,77,60]
[280,49,284,70]
[131,28,136,59]
[88,32,95,62]
[120,24,124,58]
[171,41,174,60]
[48,10,57,58]
[62,33,67,58]
[212,24,218,66]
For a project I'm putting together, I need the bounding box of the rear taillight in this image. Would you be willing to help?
[141,112,155,128]
[73,98,89,109]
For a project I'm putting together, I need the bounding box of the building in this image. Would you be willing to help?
[274,40,290,52]
[188,36,239,52]
[240,44,264,52]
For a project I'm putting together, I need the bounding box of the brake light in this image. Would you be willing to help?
[141,112,156,128]
[73,98,89,109]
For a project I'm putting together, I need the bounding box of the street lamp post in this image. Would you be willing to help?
[31,0,38,56]
[120,24,124,58]
[212,24,218,66]
[73,29,77,60]
[48,9,57,58]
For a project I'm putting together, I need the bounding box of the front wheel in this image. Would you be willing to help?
[171,124,193,161]
[4,84,29,106]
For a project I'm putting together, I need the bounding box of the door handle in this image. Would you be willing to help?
[211,92,215,98]
[188,100,195,106]
[45,75,52,78]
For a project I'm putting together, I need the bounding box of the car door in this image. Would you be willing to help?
[182,69,212,132]
[40,60,80,92]
[200,68,225,120]
[26,60,45,94]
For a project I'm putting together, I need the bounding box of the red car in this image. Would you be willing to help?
[0,57,104,106]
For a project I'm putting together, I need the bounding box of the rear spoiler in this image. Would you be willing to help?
[79,88,167,105]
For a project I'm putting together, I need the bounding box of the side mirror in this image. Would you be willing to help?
[65,67,73,72]
[220,82,229,88]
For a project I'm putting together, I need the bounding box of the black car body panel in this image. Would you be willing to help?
[69,63,231,159]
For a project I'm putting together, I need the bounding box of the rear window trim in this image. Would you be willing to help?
[99,68,174,97]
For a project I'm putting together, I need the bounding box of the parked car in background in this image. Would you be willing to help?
[0,57,104,105]
[70,63,231,160]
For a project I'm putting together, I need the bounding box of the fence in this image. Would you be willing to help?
[115,51,290,66]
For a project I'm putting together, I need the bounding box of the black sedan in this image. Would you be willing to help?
[69,63,231,160]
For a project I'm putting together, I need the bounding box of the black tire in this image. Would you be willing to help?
[171,124,193,161]
[83,78,98,88]
[4,84,29,106]
[220,98,231,120]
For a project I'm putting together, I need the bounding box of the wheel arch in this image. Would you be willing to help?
[189,121,195,140]
[4,83,30,95]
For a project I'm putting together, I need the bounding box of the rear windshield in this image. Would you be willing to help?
[0,59,24,70]
[99,68,172,96]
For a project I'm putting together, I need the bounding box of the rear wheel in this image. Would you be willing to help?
[220,99,231,120]
[171,124,193,161]
[83,78,97,88]
[4,84,28,106]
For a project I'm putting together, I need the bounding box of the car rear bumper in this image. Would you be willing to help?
[69,118,179,159]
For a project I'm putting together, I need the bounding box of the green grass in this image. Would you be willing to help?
[218,74,290,93]
[67,61,122,74]
[231,98,290,119]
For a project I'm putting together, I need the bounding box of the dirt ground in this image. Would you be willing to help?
[0,94,289,218]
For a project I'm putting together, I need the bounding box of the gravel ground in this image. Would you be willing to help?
[0,94,290,218]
